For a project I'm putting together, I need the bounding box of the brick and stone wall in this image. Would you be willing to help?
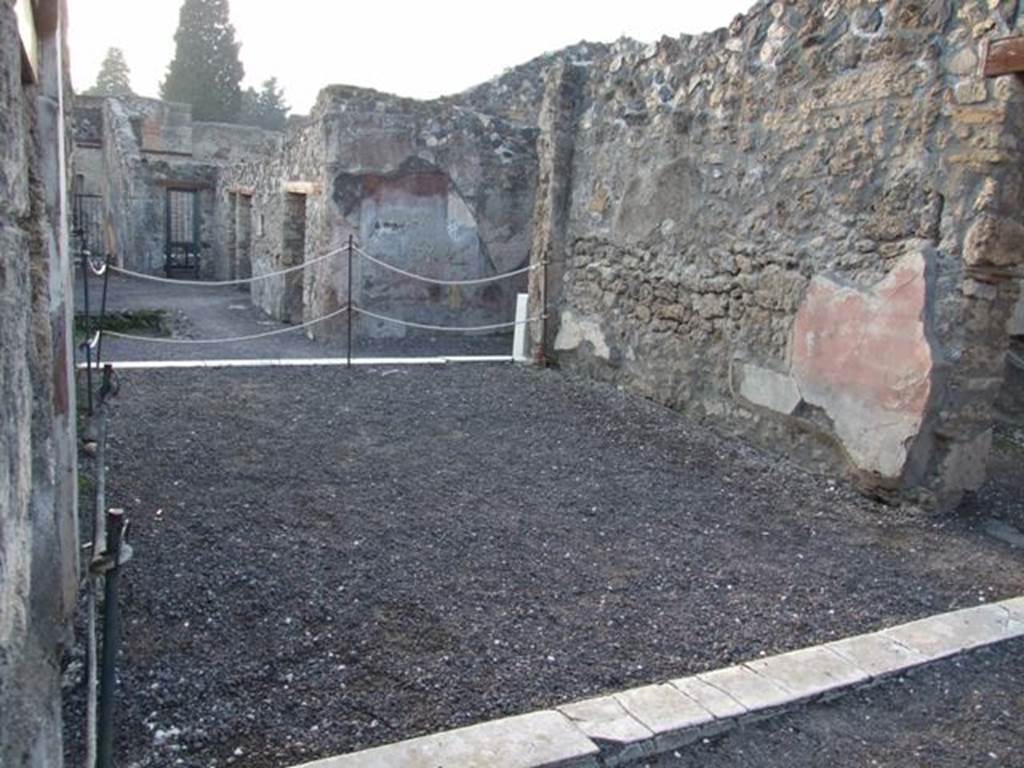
[528,0,1024,508]
[1,0,79,764]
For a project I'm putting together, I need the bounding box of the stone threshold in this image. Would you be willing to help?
[288,596,1024,768]
[76,355,514,371]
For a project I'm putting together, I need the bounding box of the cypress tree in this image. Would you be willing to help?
[86,47,133,97]
[160,0,245,122]
[240,77,289,130]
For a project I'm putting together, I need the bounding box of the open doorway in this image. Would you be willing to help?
[282,191,307,324]
[165,187,201,278]
[235,193,253,288]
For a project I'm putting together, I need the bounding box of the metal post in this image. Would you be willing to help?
[96,254,111,367]
[538,256,549,367]
[347,234,354,370]
[81,251,94,414]
[96,508,125,768]
[85,396,109,768]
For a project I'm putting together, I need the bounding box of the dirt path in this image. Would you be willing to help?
[62,364,1024,768]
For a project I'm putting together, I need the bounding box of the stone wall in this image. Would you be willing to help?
[1,0,79,765]
[221,86,538,338]
[73,96,281,279]
[219,117,328,320]
[529,0,1024,508]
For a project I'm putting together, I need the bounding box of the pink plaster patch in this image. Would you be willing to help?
[791,252,934,478]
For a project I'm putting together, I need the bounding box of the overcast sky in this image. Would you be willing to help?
[69,1,754,113]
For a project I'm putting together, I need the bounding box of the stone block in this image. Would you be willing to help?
[1002,596,1024,625]
[964,215,1024,268]
[735,362,802,415]
[743,646,870,700]
[826,632,928,678]
[953,80,988,105]
[670,676,747,719]
[559,696,653,766]
[882,604,1024,661]
[290,710,599,768]
[696,666,792,714]
[613,684,714,752]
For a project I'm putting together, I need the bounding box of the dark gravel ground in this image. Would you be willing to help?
[61,363,1024,768]
[640,639,1024,768]
[75,271,511,362]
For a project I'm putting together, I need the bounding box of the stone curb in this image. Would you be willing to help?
[288,597,1024,768]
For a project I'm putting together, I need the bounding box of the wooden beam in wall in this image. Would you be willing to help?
[153,179,214,191]
[228,185,256,196]
[282,181,322,195]
[982,36,1024,77]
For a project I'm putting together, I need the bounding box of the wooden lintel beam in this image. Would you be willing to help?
[228,186,256,196]
[982,36,1024,78]
[282,181,321,195]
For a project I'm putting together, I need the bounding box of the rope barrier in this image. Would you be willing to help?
[353,245,536,286]
[107,246,347,287]
[88,257,108,277]
[352,305,538,333]
[103,305,350,345]
[82,331,101,350]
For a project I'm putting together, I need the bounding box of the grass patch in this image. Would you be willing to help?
[74,309,169,343]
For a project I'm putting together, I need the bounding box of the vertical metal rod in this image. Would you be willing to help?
[86,403,109,768]
[85,584,98,768]
[81,252,94,414]
[96,508,125,768]
[347,234,354,370]
[96,254,111,367]
[539,256,549,367]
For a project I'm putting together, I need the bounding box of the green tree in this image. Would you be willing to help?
[85,47,133,97]
[239,77,289,130]
[160,0,244,122]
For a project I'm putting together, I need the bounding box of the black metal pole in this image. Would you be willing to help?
[96,508,125,768]
[96,254,111,367]
[347,234,354,370]
[538,256,549,367]
[81,251,94,415]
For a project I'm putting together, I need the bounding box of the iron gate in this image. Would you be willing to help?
[73,193,105,257]
[165,188,201,278]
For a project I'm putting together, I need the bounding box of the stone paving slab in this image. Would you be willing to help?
[558,696,653,766]
[1003,596,1024,624]
[826,632,928,678]
[290,710,600,768]
[743,646,871,700]
[289,596,1024,768]
[696,665,793,713]
[669,676,748,720]
[882,603,1024,660]
[614,684,715,752]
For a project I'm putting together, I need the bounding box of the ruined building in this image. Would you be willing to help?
[3,0,1024,764]
[71,1,1024,510]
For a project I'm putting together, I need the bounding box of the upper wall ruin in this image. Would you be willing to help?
[220,85,539,337]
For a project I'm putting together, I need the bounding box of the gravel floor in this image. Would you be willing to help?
[61,362,1024,768]
[75,271,512,362]
[640,639,1024,768]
